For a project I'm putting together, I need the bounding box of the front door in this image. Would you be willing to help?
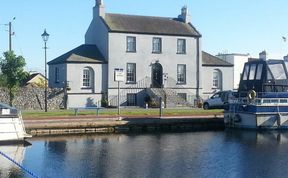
[151,62,163,88]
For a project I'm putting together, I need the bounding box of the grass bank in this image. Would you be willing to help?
[22,108,223,119]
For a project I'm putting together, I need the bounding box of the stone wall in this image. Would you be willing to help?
[0,86,64,110]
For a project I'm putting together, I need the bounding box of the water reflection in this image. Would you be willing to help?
[218,130,288,178]
[0,144,26,178]
[225,130,288,144]
[2,131,288,178]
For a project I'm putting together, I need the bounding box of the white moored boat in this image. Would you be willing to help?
[225,59,288,129]
[0,102,31,143]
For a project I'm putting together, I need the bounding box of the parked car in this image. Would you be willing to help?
[203,90,236,110]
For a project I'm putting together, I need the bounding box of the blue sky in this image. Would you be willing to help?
[1,0,288,73]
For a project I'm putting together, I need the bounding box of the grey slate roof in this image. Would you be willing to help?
[202,51,233,67]
[103,13,201,37]
[48,44,106,65]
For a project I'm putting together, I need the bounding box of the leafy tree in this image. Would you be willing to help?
[0,73,7,87]
[0,51,27,106]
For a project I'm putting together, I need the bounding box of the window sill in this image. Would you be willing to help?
[152,51,162,54]
[176,52,186,55]
[177,82,186,85]
[126,82,137,84]
[81,87,92,90]
[126,51,137,53]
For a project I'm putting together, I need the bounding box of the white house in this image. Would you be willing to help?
[201,51,234,99]
[47,1,237,108]
[47,45,107,107]
[216,53,250,90]
[48,0,203,108]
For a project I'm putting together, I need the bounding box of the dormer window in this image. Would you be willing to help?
[126,36,136,52]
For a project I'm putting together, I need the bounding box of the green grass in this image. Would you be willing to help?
[22,108,223,119]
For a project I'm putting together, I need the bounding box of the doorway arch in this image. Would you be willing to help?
[151,62,163,88]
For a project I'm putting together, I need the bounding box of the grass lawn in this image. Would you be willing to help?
[22,108,223,119]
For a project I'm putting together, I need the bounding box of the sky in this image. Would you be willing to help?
[1,0,288,74]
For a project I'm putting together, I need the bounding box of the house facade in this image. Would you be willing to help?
[48,0,203,108]
[201,51,234,99]
[216,53,250,90]
[48,45,107,107]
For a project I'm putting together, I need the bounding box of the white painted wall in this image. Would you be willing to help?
[107,32,201,96]
[217,54,249,90]
[201,66,234,99]
[68,63,107,107]
[67,94,102,108]
[85,9,109,60]
[66,63,104,94]
[50,62,107,108]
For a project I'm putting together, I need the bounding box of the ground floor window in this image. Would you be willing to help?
[177,64,186,84]
[177,93,187,101]
[127,93,137,106]
[213,69,222,89]
[83,67,92,88]
[127,63,136,83]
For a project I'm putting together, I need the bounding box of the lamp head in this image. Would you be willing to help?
[41,29,49,42]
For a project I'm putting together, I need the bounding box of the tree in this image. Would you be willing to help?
[0,73,7,87]
[0,51,27,106]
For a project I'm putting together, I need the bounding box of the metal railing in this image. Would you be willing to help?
[106,76,198,108]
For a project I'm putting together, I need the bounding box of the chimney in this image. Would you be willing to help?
[93,0,105,18]
[178,6,191,23]
[259,50,267,60]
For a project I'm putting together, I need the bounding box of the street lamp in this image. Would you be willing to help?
[41,29,49,112]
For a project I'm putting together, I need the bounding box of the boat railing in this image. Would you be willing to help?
[262,83,288,92]
[236,91,288,106]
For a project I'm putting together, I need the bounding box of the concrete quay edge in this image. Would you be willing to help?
[23,114,224,136]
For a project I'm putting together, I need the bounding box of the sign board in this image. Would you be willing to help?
[114,68,125,82]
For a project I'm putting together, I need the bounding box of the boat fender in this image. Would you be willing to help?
[247,90,256,101]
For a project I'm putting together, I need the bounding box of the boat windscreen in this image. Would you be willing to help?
[268,62,287,79]
[242,64,249,80]
[0,102,15,110]
[249,64,257,80]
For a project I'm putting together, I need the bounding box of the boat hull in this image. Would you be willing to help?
[0,116,31,142]
[224,111,288,129]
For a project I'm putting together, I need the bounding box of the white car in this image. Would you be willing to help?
[203,91,236,110]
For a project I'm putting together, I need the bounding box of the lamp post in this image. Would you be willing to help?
[41,29,49,112]
[5,17,16,51]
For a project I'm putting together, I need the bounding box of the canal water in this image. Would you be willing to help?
[1,130,288,178]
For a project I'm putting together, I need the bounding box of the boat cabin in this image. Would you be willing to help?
[238,59,288,95]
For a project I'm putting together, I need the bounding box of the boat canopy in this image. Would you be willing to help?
[238,59,288,94]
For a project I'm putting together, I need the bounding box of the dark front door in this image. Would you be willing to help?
[151,62,163,88]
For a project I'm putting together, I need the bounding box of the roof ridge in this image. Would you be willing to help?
[104,13,201,37]
[106,13,173,20]
[202,51,233,66]
[48,44,106,65]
